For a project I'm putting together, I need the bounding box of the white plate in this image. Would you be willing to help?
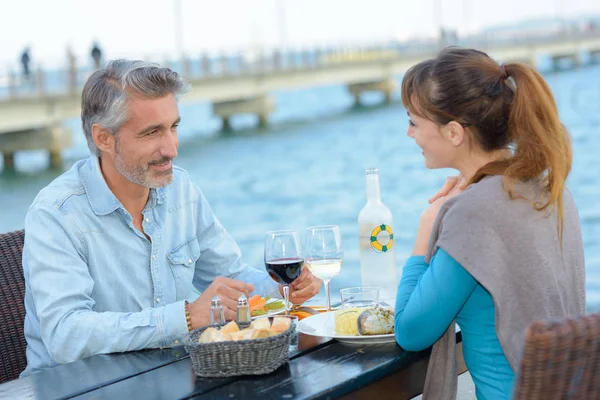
[297,311,396,344]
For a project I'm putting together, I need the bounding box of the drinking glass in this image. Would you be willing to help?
[264,230,304,314]
[340,287,379,309]
[305,225,344,312]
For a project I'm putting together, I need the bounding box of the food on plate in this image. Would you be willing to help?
[197,317,293,343]
[335,308,361,335]
[248,295,285,317]
[335,307,394,336]
[289,309,314,320]
[357,307,394,335]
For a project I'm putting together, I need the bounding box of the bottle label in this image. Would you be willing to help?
[370,224,394,252]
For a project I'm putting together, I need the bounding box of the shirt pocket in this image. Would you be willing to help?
[167,237,201,279]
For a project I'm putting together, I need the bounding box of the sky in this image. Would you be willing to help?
[0,0,599,68]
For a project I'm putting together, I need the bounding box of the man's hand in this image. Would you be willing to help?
[285,266,321,304]
[187,276,254,329]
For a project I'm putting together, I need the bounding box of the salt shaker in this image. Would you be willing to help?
[236,294,251,324]
[210,296,225,325]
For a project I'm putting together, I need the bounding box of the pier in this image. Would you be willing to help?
[1,31,600,170]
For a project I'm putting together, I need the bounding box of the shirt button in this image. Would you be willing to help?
[156,298,161,303]
[152,255,156,261]
[145,217,150,223]
[174,340,179,345]
[187,259,192,264]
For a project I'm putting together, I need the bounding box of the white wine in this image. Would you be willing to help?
[357,168,398,299]
[306,258,343,281]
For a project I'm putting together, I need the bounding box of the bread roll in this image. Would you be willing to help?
[270,317,291,334]
[251,318,271,331]
[221,321,239,334]
[212,330,232,342]
[198,327,219,343]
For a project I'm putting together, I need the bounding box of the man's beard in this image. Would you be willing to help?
[113,140,173,189]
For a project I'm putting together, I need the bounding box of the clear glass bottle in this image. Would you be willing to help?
[357,168,398,300]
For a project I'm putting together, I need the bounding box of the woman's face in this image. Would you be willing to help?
[406,111,458,170]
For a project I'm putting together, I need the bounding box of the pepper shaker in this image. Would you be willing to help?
[236,294,251,324]
[210,296,225,325]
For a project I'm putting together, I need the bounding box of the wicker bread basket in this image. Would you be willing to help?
[183,318,296,377]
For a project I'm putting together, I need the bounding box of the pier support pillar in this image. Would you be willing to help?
[212,95,275,130]
[0,126,72,171]
[3,152,15,171]
[258,112,268,128]
[550,53,581,71]
[222,117,231,131]
[49,150,62,169]
[384,88,393,105]
[347,77,396,106]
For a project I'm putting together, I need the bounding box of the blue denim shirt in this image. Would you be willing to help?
[21,156,277,376]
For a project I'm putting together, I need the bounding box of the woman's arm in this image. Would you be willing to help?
[394,248,477,351]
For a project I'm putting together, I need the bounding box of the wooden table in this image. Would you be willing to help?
[0,332,465,400]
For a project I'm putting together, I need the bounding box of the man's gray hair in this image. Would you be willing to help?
[81,60,190,156]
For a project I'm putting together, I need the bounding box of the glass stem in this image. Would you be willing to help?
[283,284,290,315]
[324,279,331,312]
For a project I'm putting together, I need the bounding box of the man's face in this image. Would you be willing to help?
[111,93,180,188]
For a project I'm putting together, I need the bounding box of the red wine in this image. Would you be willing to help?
[265,258,303,285]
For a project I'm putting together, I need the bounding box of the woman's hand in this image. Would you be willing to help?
[412,175,467,256]
[427,175,467,204]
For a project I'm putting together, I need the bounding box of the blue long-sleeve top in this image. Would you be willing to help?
[395,249,514,400]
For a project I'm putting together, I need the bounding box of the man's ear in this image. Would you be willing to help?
[443,121,466,147]
[91,124,115,154]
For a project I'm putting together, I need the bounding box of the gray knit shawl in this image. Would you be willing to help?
[422,176,585,400]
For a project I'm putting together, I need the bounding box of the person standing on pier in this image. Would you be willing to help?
[90,42,103,69]
[20,47,31,80]
[66,47,77,93]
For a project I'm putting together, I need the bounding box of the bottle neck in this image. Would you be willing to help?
[366,174,381,203]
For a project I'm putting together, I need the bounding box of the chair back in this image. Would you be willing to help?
[0,230,26,383]
[513,312,600,400]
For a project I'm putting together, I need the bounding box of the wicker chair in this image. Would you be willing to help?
[512,312,600,400]
[0,230,26,384]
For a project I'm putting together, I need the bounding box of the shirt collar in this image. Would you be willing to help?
[81,156,168,216]
[149,185,167,207]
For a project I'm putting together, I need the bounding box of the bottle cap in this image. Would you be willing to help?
[237,294,248,306]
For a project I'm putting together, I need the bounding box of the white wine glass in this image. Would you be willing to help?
[305,225,344,312]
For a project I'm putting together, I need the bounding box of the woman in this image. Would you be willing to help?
[394,47,585,400]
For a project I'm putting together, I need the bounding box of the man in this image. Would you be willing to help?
[21,60,321,376]
[20,47,31,80]
[91,42,102,69]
